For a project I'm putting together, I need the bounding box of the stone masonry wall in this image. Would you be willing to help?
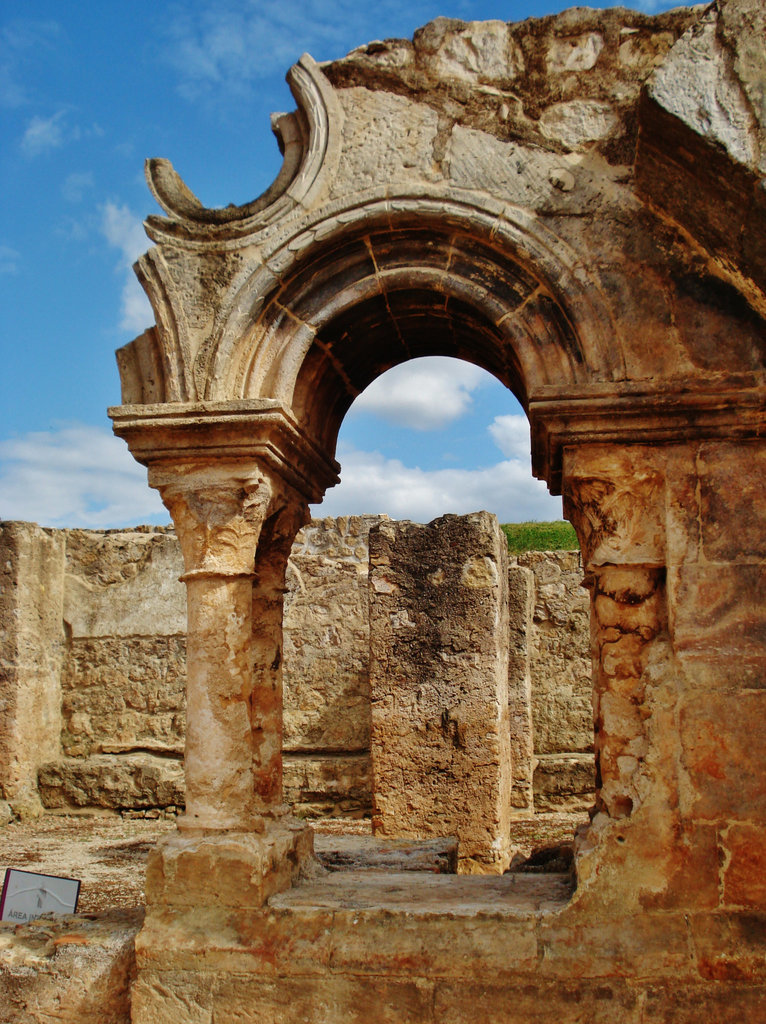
[1,518,594,820]
[512,550,595,811]
[282,515,383,816]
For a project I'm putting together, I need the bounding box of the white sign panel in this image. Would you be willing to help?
[0,869,81,923]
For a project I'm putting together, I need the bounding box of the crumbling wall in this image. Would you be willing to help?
[512,551,594,811]
[0,522,65,819]
[2,518,594,820]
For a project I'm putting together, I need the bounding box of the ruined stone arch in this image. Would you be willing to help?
[110,5,766,1018]
[203,193,623,456]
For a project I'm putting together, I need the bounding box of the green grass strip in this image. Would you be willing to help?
[500,521,579,554]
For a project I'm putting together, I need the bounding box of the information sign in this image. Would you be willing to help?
[0,869,81,923]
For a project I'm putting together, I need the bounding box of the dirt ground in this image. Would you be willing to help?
[0,811,587,914]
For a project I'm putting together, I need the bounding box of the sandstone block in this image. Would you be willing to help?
[282,753,371,817]
[61,636,186,758]
[145,818,315,910]
[38,753,185,810]
[533,753,596,811]
[369,513,512,872]
[63,528,185,638]
[0,908,141,1024]
[720,823,766,910]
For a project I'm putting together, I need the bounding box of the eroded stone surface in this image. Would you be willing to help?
[0,909,142,1024]
[368,513,512,873]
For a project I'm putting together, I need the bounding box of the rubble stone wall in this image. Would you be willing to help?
[1,518,594,819]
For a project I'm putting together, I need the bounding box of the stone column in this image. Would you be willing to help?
[155,468,307,830]
[563,447,668,826]
[250,500,311,809]
[110,403,340,909]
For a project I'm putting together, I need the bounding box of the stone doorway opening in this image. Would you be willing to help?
[308,354,596,874]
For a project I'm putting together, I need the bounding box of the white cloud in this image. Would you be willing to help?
[100,202,153,333]
[352,357,488,430]
[488,414,531,462]
[0,424,167,529]
[21,110,67,155]
[0,245,21,275]
[61,171,94,203]
[101,202,148,263]
[313,443,561,523]
[164,0,433,99]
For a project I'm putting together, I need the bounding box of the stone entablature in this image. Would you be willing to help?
[0,517,593,822]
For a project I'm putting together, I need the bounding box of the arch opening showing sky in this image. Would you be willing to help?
[315,357,562,524]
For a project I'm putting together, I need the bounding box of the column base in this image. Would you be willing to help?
[145,815,317,910]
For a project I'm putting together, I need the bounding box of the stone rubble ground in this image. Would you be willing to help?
[0,811,587,914]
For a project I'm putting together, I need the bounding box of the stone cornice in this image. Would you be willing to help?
[529,379,766,493]
[108,400,340,504]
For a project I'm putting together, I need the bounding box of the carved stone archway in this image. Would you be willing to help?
[112,4,766,1019]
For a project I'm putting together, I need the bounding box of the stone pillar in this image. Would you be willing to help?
[155,467,307,830]
[0,522,65,819]
[109,403,339,918]
[368,513,512,874]
[563,447,669,824]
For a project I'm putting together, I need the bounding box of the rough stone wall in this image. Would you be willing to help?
[2,518,593,819]
[0,522,65,819]
[368,514,513,873]
[282,515,383,816]
[39,528,187,814]
[512,550,594,811]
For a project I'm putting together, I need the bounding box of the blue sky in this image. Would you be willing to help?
[0,0,677,528]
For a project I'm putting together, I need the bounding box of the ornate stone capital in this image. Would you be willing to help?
[157,471,276,579]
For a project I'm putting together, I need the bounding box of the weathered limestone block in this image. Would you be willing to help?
[38,753,185,810]
[331,89,441,196]
[369,513,512,873]
[0,522,65,818]
[513,549,593,759]
[507,565,535,812]
[533,753,596,812]
[283,753,370,818]
[0,908,141,1024]
[60,636,186,758]
[63,528,186,639]
[145,819,315,910]
[283,516,382,754]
